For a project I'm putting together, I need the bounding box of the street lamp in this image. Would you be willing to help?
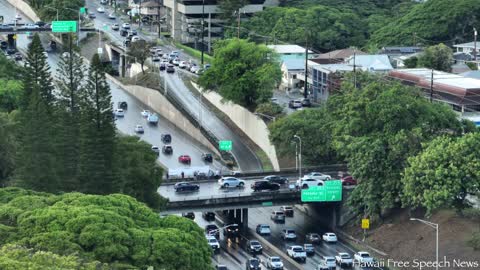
[410,218,439,270]
[293,135,302,180]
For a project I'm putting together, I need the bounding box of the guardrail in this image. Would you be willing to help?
[168,189,299,203]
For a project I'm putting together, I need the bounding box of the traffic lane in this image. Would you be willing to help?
[249,207,378,270]
[164,71,262,172]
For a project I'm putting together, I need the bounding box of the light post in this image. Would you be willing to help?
[410,218,439,270]
[293,135,302,180]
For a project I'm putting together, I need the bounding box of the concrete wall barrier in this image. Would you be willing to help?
[192,82,280,171]
[6,0,41,22]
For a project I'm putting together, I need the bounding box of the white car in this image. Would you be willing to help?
[305,172,332,181]
[256,224,271,235]
[179,61,188,69]
[335,252,353,268]
[321,256,336,269]
[111,23,119,30]
[122,23,130,29]
[62,52,70,58]
[286,245,306,262]
[151,146,160,153]
[115,108,125,117]
[206,235,220,251]
[218,177,245,188]
[131,36,141,42]
[156,48,163,56]
[108,13,116,19]
[267,256,284,270]
[15,14,21,20]
[141,110,150,117]
[190,65,200,73]
[354,251,374,264]
[296,178,324,189]
[322,232,337,243]
[280,229,297,241]
[97,7,105,13]
[134,125,144,134]
[172,58,181,66]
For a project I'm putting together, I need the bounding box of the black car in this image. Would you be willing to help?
[216,265,228,270]
[34,21,46,27]
[166,64,175,73]
[162,145,173,155]
[202,153,213,163]
[205,224,219,238]
[301,98,312,107]
[118,101,128,110]
[223,224,240,238]
[123,40,131,48]
[174,182,200,192]
[161,133,172,143]
[14,52,22,61]
[49,40,57,50]
[6,48,16,55]
[304,244,315,256]
[0,41,8,50]
[251,180,281,192]
[159,63,166,71]
[246,240,263,254]
[120,29,128,36]
[182,212,195,219]
[264,175,288,185]
[202,212,216,221]
[246,258,261,270]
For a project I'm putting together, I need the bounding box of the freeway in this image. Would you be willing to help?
[85,0,263,173]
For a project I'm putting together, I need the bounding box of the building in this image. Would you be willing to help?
[279,59,304,92]
[267,44,312,62]
[163,0,266,49]
[389,68,480,113]
[390,53,420,68]
[139,1,162,21]
[379,46,423,57]
[311,48,366,64]
[453,41,480,55]
[308,63,353,101]
[345,54,393,73]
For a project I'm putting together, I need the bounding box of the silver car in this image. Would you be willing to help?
[218,177,245,188]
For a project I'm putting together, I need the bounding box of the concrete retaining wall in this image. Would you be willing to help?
[192,82,280,171]
[5,0,40,22]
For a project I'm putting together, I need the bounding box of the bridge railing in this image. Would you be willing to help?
[167,189,299,203]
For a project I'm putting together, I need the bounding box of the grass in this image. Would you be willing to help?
[255,149,274,171]
[174,42,214,63]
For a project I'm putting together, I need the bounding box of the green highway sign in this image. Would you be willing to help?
[52,21,77,33]
[301,180,342,202]
[80,7,86,14]
[262,202,273,206]
[219,140,232,151]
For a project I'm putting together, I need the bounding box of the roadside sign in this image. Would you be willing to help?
[219,140,232,151]
[98,48,103,54]
[301,180,342,202]
[362,218,370,229]
[103,24,108,31]
[12,34,17,40]
[262,202,273,206]
[52,21,77,33]
[80,7,86,14]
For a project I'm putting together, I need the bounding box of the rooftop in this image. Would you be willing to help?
[346,54,393,71]
[453,41,480,48]
[311,63,354,73]
[315,48,366,60]
[267,44,311,54]
[282,58,305,71]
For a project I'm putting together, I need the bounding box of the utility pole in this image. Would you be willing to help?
[474,28,478,61]
[353,48,357,89]
[304,34,308,98]
[201,0,205,65]
[157,0,161,37]
[430,69,434,103]
[237,8,240,38]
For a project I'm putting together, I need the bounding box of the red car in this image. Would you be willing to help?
[178,155,191,164]
[341,176,357,186]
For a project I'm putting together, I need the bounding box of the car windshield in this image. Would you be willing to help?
[293,247,303,252]
[326,258,335,262]
[208,239,217,243]
[261,225,269,228]
[304,244,313,248]
[287,230,295,234]
[250,241,260,246]
[271,257,280,262]
[361,253,370,258]
[341,254,350,259]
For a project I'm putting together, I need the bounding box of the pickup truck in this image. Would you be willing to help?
[354,251,374,264]
[286,245,307,262]
[335,252,353,267]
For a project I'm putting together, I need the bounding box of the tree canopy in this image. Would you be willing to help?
[0,188,213,270]
[198,38,281,109]
[417,43,453,72]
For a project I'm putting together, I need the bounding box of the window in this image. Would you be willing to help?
[293,74,297,79]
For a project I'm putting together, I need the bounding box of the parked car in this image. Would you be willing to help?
[296,178,324,189]
[267,256,284,270]
[286,245,306,262]
[223,224,240,238]
[115,108,125,117]
[341,175,357,186]
[251,180,280,192]
[264,175,288,185]
[134,125,144,134]
[288,100,302,109]
[305,172,332,181]
[166,64,175,73]
[181,212,195,219]
[280,206,294,217]
[174,182,199,192]
[246,240,263,254]
[280,229,296,241]
[151,146,160,154]
[178,155,191,164]
[256,224,271,235]
[305,233,321,244]
[141,110,150,117]
[161,133,172,143]
[111,23,119,30]
[321,256,336,269]
[335,252,353,268]
[246,258,261,270]
[354,251,374,264]
[304,244,315,256]
[218,177,245,188]
[206,235,220,251]
[122,23,130,29]
[322,233,337,243]
[270,211,285,223]
[202,212,216,221]
[162,145,173,155]
[202,153,213,162]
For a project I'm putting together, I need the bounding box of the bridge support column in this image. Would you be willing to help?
[241,208,248,231]
[120,54,126,77]
[228,210,235,220]
[235,209,242,224]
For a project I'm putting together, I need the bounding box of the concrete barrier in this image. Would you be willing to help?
[5,0,41,22]
[192,82,280,171]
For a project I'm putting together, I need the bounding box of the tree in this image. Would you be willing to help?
[255,102,285,118]
[127,40,151,74]
[417,43,453,72]
[402,133,480,214]
[0,80,23,113]
[78,54,116,194]
[217,0,248,21]
[198,38,281,109]
[0,113,15,186]
[403,56,418,68]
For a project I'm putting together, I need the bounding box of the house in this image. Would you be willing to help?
[389,68,480,113]
[267,44,312,62]
[453,41,480,55]
[345,54,393,73]
[391,53,421,68]
[308,63,354,101]
[279,59,305,92]
[310,48,366,64]
[379,46,423,58]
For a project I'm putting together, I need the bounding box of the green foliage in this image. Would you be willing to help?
[0,113,16,186]
[0,54,22,81]
[417,44,453,72]
[461,208,480,220]
[255,102,285,118]
[403,56,418,68]
[174,41,214,63]
[370,0,480,46]
[0,80,23,113]
[466,62,478,71]
[402,133,480,214]
[31,0,85,21]
[217,0,247,21]
[0,188,213,269]
[468,231,480,250]
[198,38,281,109]
[127,40,151,74]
